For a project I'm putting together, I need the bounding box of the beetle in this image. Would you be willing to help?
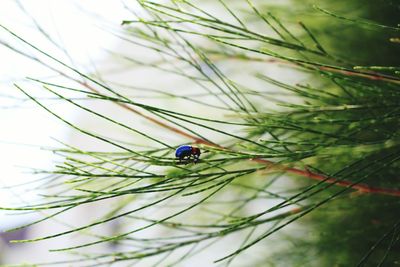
[175,145,201,163]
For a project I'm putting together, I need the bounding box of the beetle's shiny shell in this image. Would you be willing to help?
[175,145,193,158]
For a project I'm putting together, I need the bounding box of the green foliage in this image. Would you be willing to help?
[1,0,399,266]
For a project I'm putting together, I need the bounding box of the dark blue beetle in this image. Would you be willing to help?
[175,145,201,163]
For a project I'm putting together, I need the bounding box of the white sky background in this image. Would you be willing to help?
[0,1,132,230]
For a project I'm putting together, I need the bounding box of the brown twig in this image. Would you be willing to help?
[42,67,400,198]
[3,26,398,197]
[252,158,400,197]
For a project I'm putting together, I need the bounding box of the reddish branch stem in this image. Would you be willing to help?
[23,50,400,198]
[78,80,400,198]
[317,66,400,84]
[252,158,400,197]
